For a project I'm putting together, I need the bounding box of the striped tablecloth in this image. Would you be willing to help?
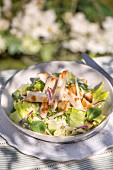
[1,56,113,170]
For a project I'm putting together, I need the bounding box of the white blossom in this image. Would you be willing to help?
[0,18,9,31]
[62,12,113,54]
[102,16,113,32]
[88,23,99,34]
[21,36,41,55]
[86,30,113,54]
[10,1,60,40]
[62,37,86,52]
[62,12,73,23]
[86,39,107,54]
[67,12,99,35]
[0,36,7,53]
[3,0,12,12]
[68,12,90,35]
[1,0,113,56]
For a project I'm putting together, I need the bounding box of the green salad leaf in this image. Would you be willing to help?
[19,83,29,94]
[93,114,106,125]
[77,79,92,91]
[12,90,21,101]
[95,91,109,103]
[86,107,102,122]
[9,111,22,123]
[30,121,46,134]
[34,79,45,91]
[27,79,45,91]
[66,71,75,87]
[66,108,85,127]
[93,82,104,103]
[14,100,39,118]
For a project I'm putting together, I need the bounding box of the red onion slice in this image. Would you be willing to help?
[46,88,53,105]
[75,125,88,130]
[93,100,105,106]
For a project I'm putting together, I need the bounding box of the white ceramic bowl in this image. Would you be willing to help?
[1,61,113,143]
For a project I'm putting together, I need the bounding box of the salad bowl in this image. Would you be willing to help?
[0,61,113,143]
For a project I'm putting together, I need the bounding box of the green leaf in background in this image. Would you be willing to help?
[77,0,113,23]
[6,35,22,55]
[30,121,46,134]
[0,0,3,6]
[40,43,57,62]
[86,107,102,122]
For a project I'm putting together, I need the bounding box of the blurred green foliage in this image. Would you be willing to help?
[45,0,113,23]
[77,0,113,23]
[0,0,113,70]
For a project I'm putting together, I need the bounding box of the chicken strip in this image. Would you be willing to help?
[40,76,57,118]
[64,88,85,111]
[43,76,57,93]
[36,72,50,83]
[40,101,49,118]
[26,91,48,102]
[52,70,68,111]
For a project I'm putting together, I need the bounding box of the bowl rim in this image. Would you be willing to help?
[1,61,113,143]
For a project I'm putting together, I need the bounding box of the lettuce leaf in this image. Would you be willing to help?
[9,111,22,123]
[86,107,102,122]
[92,82,104,103]
[14,100,39,118]
[30,121,46,134]
[93,114,106,125]
[19,83,29,94]
[66,71,75,87]
[66,108,85,127]
[77,79,92,91]
[95,91,109,103]
[12,90,21,101]
[27,79,45,91]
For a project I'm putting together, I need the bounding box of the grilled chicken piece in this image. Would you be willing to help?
[85,120,94,128]
[43,76,57,93]
[68,85,77,95]
[58,100,70,112]
[64,88,84,111]
[81,98,92,109]
[52,70,69,111]
[68,84,85,98]
[84,91,92,103]
[36,72,50,83]
[26,91,48,102]
[40,76,57,118]
[40,101,49,118]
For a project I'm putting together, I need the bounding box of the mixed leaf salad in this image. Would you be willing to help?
[9,70,109,136]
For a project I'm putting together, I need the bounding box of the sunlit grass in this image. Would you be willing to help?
[0,53,82,70]
[0,57,32,70]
